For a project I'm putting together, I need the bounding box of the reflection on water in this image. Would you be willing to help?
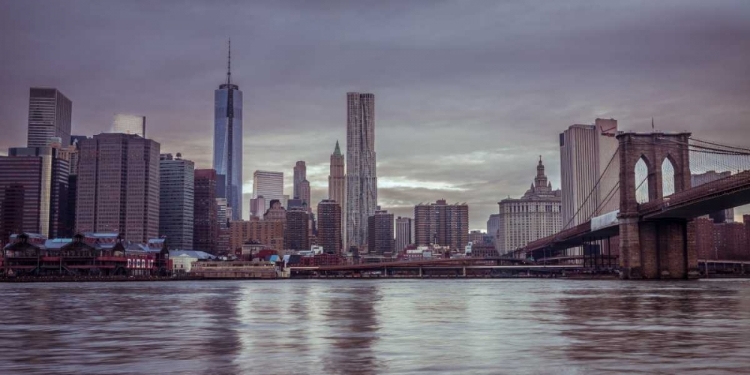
[1,280,749,374]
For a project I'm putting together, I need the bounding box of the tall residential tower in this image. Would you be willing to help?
[346,93,377,249]
[213,40,243,220]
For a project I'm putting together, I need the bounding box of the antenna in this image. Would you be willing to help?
[227,39,232,85]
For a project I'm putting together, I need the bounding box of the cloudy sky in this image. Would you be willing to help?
[1,1,749,229]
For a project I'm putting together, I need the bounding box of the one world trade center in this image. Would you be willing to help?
[213,40,243,220]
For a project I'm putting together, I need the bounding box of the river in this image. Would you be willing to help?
[0,279,749,374]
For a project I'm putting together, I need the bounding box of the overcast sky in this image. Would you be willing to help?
[1,1,749,229]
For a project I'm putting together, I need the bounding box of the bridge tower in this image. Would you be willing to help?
[617,132,699,279]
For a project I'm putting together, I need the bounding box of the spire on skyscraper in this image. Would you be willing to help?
[227,39,232,85]
[333,140,342,156]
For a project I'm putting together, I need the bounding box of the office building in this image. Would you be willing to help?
[487,214,500,243]
[253,170,284,212]
[249,196,266,219]
[395,216,413,252]
[229,218,285,252]
[159,153,194,249]
[496,158,562,254]
[328,140,346,244]
[317,199,342,254]
[194,169,219,254]
[76,133,160,243]
[112,114,146,137]
[299,180,311,211]
[368,210,394,255]
[263,199,287,222]
[559,119,619,230]
[414,200,469,251]
[27,88,72,147]
[213,41,243,220]
[293,161,306,199]
[0,146,71,239]
[285,207,309,251]
[346,92,377,248]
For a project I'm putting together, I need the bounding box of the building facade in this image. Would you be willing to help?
[317,199,342,254]
[213,42,243,221]
[159,153,194,249]
[487,214,500,244]
[285,207,310,251]
[112,114,146,137]
[368,210,394,255]
[395,216,413,253]
[496,158,562,254]
[328,140,346,245]
[194,169,219,254]
[559,119,619,230]
[27,88,72,147]
[253,170,284,212]
[346,92,377,249]
[4,146,71,238]
[229,218,285,252]
[414,200,469,251]
[293,161,306,199]
[76,133,160,243]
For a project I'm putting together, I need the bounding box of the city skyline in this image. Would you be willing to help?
[1,1,749,229]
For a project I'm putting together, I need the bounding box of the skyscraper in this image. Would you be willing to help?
[252,170,284,212]
[27,88,72,147]
[213,40,243,221]
[194,169,219,253]
[346,92,377,249]
[414,200,469,251]
[328,140,346,244]
[159,153,194,249]
[112,114,146,137]
[368,210,394,255]
[559,118,619,230]
[0,145,71,239]
[285,207,310,251]
[293,161,306,199]
[317,199,342,254]
[299,179,311,211]
[76,133,160,242]
[395,216,413,252]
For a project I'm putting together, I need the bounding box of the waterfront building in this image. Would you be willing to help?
[559,118,619,230]
[229,218,285,252]
[317,199,342,254]
[496,158,562,254]
[414,200,469,251]
[346,92,377,249]
[253,170,284,212]
[368,210,394,255]
[159,153,194,249]
[111,114,146,137]
[395,216,412,253]
[285,207,309,251]
[194,169,219,254]
[76,133,160,243]
[0,146,70,240]
[27,87,72,147]
[213,41,243,220]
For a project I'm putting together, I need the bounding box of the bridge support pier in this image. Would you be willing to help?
[619,217,699,279]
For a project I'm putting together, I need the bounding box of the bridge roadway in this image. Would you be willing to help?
[514,171,750,259]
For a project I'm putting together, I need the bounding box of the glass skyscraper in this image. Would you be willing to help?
[213,41,243,221]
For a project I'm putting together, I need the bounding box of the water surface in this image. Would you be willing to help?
[1,279,749,374]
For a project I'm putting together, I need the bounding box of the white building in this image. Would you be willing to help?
[253,170,284,212]
[496,158,562,254]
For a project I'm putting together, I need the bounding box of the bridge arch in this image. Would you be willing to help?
[635,155,650,203]
[661,155,676,197]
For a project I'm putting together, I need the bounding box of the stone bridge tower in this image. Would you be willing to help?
[617,132,699,279]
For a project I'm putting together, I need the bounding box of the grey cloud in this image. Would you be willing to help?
[1,0,749,229]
